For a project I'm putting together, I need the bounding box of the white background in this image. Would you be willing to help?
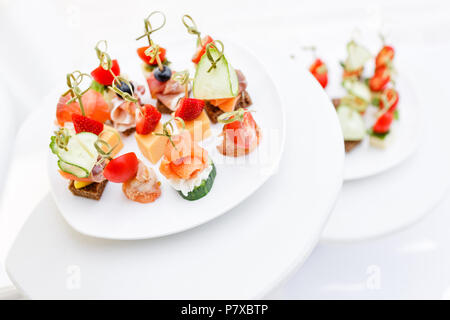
[1,0,450,298]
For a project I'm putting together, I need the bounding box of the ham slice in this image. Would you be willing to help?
[110,98,137,133]
[146,71,188,111]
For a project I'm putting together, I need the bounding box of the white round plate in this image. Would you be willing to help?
[5,64,344,299]
[48,40,285,240]
[342,73,421,180]
[321,71,450,242]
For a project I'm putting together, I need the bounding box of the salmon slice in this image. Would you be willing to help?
[56,89,111,126]
[159,130,209,180]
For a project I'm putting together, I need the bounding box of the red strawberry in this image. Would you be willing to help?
[174,98,205,121]
[72,113,104,135]
[309,58,328,88]
[373,110,394,134]
[136,105,161,135]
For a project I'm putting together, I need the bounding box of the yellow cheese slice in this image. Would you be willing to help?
[176,111,211,142]
[135,122,168,164]
[74,180,94,189]
[99,125,123,158]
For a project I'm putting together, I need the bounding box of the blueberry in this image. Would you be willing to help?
[154,65,172,82]
[115,80,135,99]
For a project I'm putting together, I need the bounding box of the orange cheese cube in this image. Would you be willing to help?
[99,125,123,158]
[135,122,168,164]
[176,111,211,142]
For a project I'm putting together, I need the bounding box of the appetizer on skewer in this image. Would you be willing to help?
[217,108,261,157]
[182,15,252,123]
[328,35,399,152]
[51,71,123,200]
[91,40,146,135]
[158,118,216,201]
[304,46,328,89]
[369,109,394,149]
[103,152,161,203]
[172,70,211,142]
[136,11,187,114]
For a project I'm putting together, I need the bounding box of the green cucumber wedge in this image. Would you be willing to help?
[51,132,99,178]
[337,105,366,141]
[193,47,238,99]
[179,163,216,201]
[90,80,106,94]
[345,40,372,71]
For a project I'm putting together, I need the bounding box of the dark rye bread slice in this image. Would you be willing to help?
[204,90,253,124]
[156,99,173,114]
[104,121,135,137]
[122,127,136,137]
[332,98,341,109]
[344,140,362,153]
[68,180,108,200]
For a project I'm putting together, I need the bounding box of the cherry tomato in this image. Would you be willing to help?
[137,46,166,65]
[375,45,395,69]
[103,152,139,183]
[91,59,120,86]
[192,35,214,64]
[309,58,328,88]
[369,66,390,92]
[373,111,394,134]
[224,110,258,148]
[380,88,399,112]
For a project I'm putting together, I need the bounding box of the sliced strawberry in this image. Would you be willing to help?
[136,105,161,135]
[369,66,390,92]
[91,59,120,86]
[71,113,104,135]
[174,98,205,121]
[375,45,395,69]
[137,46,166,65]
[309,58,328,88]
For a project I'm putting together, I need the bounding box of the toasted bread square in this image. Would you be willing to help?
[68,180,108,201]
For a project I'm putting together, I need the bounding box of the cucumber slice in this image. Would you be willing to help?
[342,79,371,102]
[193,47,238,99]
[337,105,366,141]
[345,41,371,71]
[58,160,90,178]
[53,132,99,178]
[90,80,106,94]
[228,63,239,97]
[178,163,216,201]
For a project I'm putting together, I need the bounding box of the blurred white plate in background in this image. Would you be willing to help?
[321,67,450,242]
[342,72,421,180]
